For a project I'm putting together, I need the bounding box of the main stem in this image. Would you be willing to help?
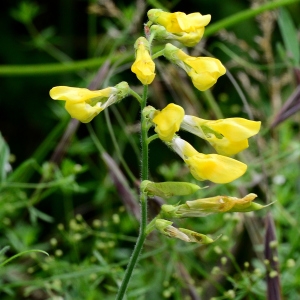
[115,85,149,300]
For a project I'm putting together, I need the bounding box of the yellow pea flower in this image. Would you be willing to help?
[149,23,208,47]
[162,193,267,218]
[171,137,247,183]
[152,103,184,141]
[50,82,129,123]
[181,116,261,156]
[147,9,211,34]
[164,43,226,91]
[131,37,155,85]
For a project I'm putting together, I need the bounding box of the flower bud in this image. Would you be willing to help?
[141,180,200,198]
[151,103,184,141]
[162,193,268,218]
[131,37,155,85]
[155,219,214,244]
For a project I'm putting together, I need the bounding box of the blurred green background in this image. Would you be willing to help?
[1,0,300,299]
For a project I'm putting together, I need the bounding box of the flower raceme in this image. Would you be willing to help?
[151,103,185,141]
[49,82,129,123]
[164,43,226,91]
[171,137,247,183]
[131,37,155,85]
[181,116,261,156]
[161,193,266,218]
[147,9,211,47]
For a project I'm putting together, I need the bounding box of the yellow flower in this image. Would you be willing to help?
[162,193,266,218]
[181,116,261,156]
[152,103,184,141]
[131,37,155,85]
[171,137,247,183]
[147,9,211,34]
[164,44,226,91]
[148,9,211,47]
[50,82,129,123]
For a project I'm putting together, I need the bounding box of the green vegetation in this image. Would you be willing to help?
[1,0,300,299]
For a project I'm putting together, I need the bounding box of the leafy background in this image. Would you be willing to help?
[1,0,300,299]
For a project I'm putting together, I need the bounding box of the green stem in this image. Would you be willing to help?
[147,134,159,144]
[141,85,149,181]
[115,85,149,300]
[2,0,299,77]
[146,214,161,235]
[129,88,142,103]
[202,90,224,119]
[204,0,300,37]
[104,109,137,183]
[152,49,165,60]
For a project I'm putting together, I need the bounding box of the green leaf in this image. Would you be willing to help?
[0,246,10,257]
[278,7,300,66]
[0,132,10,182]
[0,249,48,267]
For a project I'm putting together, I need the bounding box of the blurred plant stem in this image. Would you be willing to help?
[2,0,299,76]
[204,0,300,37]
[203,90,224,119]
[115,85,149,300]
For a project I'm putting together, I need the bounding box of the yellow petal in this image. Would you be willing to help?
[184,57,226,74]
[207,118,261,141]
[65,101,103,123]
[173,50,226,91]
[50,86,112,103]
[207,136,249,156]
[185,153,247,183]
[148,9,211,34]
[186,13,211,28]
[188,70,218,91]
[131,39,156,85]
[175,29,205,47]
[152,103,184,141]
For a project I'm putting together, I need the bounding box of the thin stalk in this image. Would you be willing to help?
[147,134,159,144]
[2,0,299,76]
[115,85,149,300]
[202,89,224,119]
[146,214,161,235]
[104,109,137,183]
[204,0,300,37]
[129,88,142,103]
[152,49,165,60]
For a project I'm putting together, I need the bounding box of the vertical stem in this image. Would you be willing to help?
[141,85,149,181]
[115,85,149,300]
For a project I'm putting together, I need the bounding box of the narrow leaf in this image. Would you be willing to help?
[278,7,299,66]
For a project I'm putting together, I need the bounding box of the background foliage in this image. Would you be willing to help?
[1,0,300,299]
